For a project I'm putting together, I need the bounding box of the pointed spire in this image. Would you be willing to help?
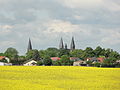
[59,37,64,49]
[70,37,75,51]
[27,38,32,52]
[65,43,67,50]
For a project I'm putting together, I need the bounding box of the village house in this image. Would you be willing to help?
[23,60,37,66]
[86,57,105,63]
[73,60,86,66]
[116,60,120,64]
[0,56,12,66]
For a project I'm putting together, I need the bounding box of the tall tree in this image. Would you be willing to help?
[4,47,19,64]
[58,49,70,57]
[82,47,95,59]
[26,49,40,60]
[4,47,18,58]
[94,46,103,57]
[70,49,83,58]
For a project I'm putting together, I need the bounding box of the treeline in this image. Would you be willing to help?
[0,46,120,67]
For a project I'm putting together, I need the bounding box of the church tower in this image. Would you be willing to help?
[27,38,32,52]
[59,37,64,49]
[70,37,75,51]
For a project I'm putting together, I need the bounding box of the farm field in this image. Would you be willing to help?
[0,66,120,90]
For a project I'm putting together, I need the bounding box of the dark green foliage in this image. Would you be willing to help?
[101,58,117,67]
[58,49,70,57]
[0,59,8,63]
[26,49,40,60]
[0,53,5,56]
[86,60,93,66]
[52,60,61,66]
[103,58,117,64]
[59,55,71,66]
[4,48,19,64]
[81,47,95,59]
[4,47,18,58]
[94,46,103,57]
[93,62,101,67]
[39,48,58,59]
[115,63,120,67]
[37,61,43,66]
[43,56,52,66]
[70,49,83,58]
[17,56,27,65]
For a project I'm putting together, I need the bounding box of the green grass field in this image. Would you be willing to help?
[0,66,120,90]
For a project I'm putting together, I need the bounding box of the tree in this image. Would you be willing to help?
[104,48,111,58]
[43,56,52,66]
[52,60,61,66]
[0,53,5,56]
[17,56,27,65]
[58,49,70,57]
[94,46,103,57]
[39,48,59,59]
[39,50,46,59]
[82,47,95,59]
[26,49,40,60]
[109,51,120,59]
[102,57,117,67]
[60,55,71,66]
[37,61,43,66]
[4,47,19,64]
[4,47,18,58]
[46,48,59,57]
[70,49,83,58]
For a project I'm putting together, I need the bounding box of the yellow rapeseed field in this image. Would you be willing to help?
[0,66,120,90]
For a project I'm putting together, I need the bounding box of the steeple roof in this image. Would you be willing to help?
[70,37,75,50]
[27,38,32,52]
[59,37,64,49]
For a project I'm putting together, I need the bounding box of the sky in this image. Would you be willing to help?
[0,0,120,55]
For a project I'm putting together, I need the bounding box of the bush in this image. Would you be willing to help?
[37,61,43,66]
[94,63,101,67]
[52,60,61,66]
[43,56,52,66]
[60,55,71,66]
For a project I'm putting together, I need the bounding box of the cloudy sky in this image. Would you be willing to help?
[0,0,120,55]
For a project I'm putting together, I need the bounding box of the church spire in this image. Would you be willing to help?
[27,38,32,52]
[59,37,64,49]
[65,43,67,50]
[70,37,75,51]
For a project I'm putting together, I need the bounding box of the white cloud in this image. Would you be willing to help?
[0,0,120,54]
[102,0,120,12]
[74,15,85,20]
[57,0,103,9]
[101,29,120,45]
[57,0,120,12]
[0,25,13,29]
[0,41,16,47]
[0,25,13,35]
[43,20,79,33]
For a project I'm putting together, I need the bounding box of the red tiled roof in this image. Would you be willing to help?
[87,57,105,62]
[51,57,60,61]
[0,56,6,60]
[97,57,105,62]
